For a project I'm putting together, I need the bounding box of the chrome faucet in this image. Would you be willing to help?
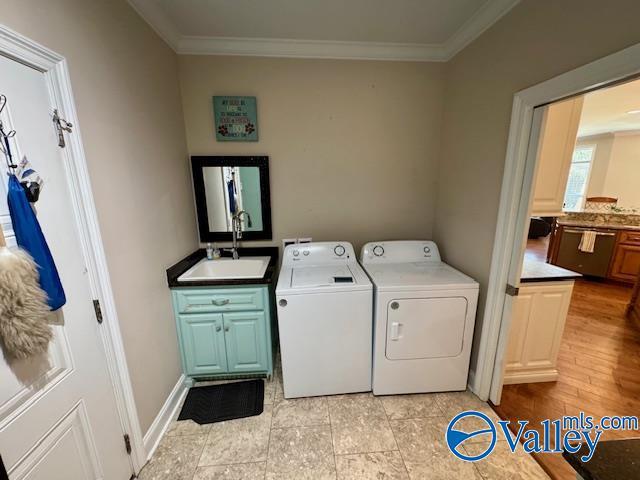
[228,210,252,259]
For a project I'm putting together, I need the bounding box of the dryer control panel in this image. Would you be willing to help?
[360,241,441,264]
[283,242,356,266]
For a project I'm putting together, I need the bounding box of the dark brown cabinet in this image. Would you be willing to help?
[627,272,640,323]
[610,233,640,283]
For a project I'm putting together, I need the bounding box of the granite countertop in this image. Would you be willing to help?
[166,246,279,288]
[558,219,640,231]
[521,258,581,283]
[563,439,640,480]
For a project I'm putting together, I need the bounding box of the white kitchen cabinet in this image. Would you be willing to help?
[530,97,584,217]
[504,281,574,384]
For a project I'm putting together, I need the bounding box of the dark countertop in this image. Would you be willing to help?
[563,439,640,480]
[521,258,582,283]
[166,246,279,288]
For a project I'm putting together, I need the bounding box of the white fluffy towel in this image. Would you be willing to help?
[0,247,52,359]
[578,231,597,254]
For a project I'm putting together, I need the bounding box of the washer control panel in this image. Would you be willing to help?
[283,242,356,265]
[360,241,441,264]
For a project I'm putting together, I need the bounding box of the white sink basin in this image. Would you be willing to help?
[178,256,271,281]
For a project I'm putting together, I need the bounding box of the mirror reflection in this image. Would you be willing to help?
[192,156,272,242]
[203,166,264,233]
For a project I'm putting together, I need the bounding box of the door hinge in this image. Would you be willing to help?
[124,433,132,455]
[52,109,73,148]
[93,299,103,324]
[506,284,519,297]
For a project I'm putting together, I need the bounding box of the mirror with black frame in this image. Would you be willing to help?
[191,156,272,241]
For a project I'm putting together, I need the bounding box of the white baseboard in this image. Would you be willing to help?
[503,369,558,385]
[143,374,189,461]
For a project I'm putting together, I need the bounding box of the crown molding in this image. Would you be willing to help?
[177,36,446,61]
[613,129,640,137]
[579,129,640,139]
[128,0,521,62]
[128,0,181,50]
[442,0,520,59]
[577,132,615,140]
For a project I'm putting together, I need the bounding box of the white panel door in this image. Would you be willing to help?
[386,297,467,360]
[0,55,132,479]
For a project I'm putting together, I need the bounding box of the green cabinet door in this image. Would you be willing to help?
[179,313,228,375]
[223,311,268,373]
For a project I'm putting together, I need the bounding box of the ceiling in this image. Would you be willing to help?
[128,0,521,61]
[579,77,640,137]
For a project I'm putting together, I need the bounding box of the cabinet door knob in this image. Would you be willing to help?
[279,299,288,307]
[212,299,230,306]
[224,326,230,332]
[216,326,221,332]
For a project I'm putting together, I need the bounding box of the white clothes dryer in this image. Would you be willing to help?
[360,241,478,395]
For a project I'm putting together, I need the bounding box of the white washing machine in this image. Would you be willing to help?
[360,241,478,395]
[276,242,373,398]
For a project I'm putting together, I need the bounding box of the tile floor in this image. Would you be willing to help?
[138,365,550,480]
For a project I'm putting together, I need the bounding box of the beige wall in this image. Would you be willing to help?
[178,56,445,250]
[581,133,640,208]
[433,0,640,374]
[0,1,196,432]
[579,135,614,200]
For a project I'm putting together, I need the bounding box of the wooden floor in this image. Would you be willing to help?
[494,279,640,479]
[524,236,550,263]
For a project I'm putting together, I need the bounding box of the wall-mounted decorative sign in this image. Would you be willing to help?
[213,96,258,142]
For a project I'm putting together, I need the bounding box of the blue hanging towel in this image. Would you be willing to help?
[227,179,237,214]
[7,175,66,311]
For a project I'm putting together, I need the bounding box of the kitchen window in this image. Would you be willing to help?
[563,145,595,211]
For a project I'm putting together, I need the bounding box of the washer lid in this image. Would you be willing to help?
[277,263,372,294]
[291,265,357,288]
[364,261,478,291]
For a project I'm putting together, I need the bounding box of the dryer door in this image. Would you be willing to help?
[386,297,467,360]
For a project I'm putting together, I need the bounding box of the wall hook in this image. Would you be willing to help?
[0,94,18,171]
[53,109,73,148]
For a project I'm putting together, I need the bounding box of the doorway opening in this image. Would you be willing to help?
[483,53,640,479]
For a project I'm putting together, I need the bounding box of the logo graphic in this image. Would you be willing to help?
[446,411,497,461]
[446,411,638,462]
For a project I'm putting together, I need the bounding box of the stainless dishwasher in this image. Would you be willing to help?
[554,227,617,277]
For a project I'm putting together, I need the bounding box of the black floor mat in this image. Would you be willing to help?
[178,380,264,424]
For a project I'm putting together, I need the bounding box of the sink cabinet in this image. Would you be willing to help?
[172,285,275,380]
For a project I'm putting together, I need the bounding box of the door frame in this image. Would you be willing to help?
[471,41,640,404]
[0,24,146,471]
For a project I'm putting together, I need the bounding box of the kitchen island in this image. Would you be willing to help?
[503,257,581,384]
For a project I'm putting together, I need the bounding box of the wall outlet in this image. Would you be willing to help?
[298,237,312,244]
[282,238,297,250]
